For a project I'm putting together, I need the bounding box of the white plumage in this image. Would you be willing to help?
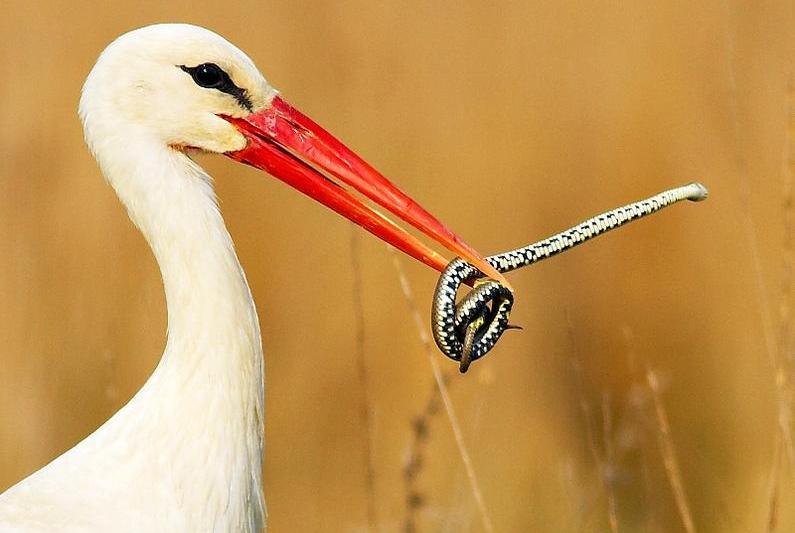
[0,24,271,532]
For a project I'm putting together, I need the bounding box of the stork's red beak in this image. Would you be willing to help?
[222,96,507,286]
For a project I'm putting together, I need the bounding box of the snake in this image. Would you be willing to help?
[431,182,709,372]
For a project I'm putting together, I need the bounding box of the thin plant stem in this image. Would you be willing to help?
[389,248,495,533]
[601,393,619,533]
[350,229,377,531]
[646,368,696,533]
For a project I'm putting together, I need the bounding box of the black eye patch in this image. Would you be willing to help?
[179,63,253,112]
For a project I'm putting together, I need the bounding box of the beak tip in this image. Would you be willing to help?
[471,259,510,291]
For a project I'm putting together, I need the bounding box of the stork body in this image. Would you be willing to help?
[0,149,265,531]
[0,26,268,532]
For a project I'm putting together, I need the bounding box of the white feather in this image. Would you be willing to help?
[0,23,275,532]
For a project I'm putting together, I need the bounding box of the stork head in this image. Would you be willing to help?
[80,23,273,154]
[80,23,507,285]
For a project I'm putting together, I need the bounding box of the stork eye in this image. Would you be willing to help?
[183,63,226,88]
[178,63,254,112]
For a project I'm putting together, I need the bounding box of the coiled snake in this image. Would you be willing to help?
[431,182,708,372]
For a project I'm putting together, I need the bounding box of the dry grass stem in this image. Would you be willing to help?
[566,312,616,529]
[767,432,783,532]
[389,248,495,533]
[646,368,696,533]
[600,393,619,533]
[622,326,659,530]
[724,12,795,529]
[775,77,795,470]
[403,380,445,533]
[722,0,778,364]
[350,230,378,531]
[766,75,795,533]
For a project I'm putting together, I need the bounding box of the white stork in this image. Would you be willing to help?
[0,23,502,532]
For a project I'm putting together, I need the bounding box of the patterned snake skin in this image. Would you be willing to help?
[431,183,708,372]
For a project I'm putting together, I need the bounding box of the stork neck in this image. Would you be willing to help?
[90,135,265,530]
[97,135,262,375]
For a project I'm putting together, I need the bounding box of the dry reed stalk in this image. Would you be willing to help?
[646,368,696,533]
[638,443,656,532]
[724,11,795,529]
[350,230,378,531]
[776,77,795,470]
[766,75,795,533]
[566,313,617,530]
[766,431,783,532]
[403,378,445,533]
[600,393,619,533]
[721,0,778,364]
[622,326,659,530]
[389,248,495,533]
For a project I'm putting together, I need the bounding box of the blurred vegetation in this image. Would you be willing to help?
[1,1,794,531]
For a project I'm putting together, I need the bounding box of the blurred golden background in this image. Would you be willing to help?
[1,1,794,531]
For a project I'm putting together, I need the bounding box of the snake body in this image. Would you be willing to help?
[431,182,708,372]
